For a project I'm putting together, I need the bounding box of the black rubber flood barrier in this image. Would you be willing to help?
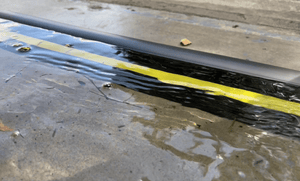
[1,11,300,86]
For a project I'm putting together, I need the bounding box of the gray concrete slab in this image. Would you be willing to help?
[85,0,300,31]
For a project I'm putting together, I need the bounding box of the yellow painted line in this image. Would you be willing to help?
[1,31,300,116]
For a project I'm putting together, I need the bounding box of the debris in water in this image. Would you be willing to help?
[238,171,246,178]
[12,43,23,47]
[5,75,16,83]
[11,130,20,137]
[193,122,201,128]
[85,76,109,100]
[52,129,57,137]
[85,76,142,108]
[229,118,236,131]
[89,5,103,10]
[0,122,13,132]
[65,44,73,47]
[254,159,263,165]
[123,93,134,102]
[17,46,31,52]
[102,82,112,88]
[180,38,192,46]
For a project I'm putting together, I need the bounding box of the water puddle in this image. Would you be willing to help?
[121,84,300,180]
[1,19,300,139]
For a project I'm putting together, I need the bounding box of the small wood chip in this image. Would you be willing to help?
[180,39,192,46]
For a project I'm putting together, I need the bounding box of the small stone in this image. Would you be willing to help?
[238,171,246,178]
[102,82,112,88]
[11,130,20,137]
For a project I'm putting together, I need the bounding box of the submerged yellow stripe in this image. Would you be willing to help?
[2,31,300,116]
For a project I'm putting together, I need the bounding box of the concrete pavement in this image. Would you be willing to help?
[0,40,299,181]
[1,0,300,180]
[1,0,300,71]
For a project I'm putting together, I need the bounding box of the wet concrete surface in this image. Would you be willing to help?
[85,0,300,31]
[1,0,300,71]
[1,49,300,180]
[2,19,300,138]
[1,0,300,180]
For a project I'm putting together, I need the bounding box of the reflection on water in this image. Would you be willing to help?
[1,21,300,138]
[125,86,300,180]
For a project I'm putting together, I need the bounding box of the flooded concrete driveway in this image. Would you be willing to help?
[0,0,300,180]
[0,48,300,180]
